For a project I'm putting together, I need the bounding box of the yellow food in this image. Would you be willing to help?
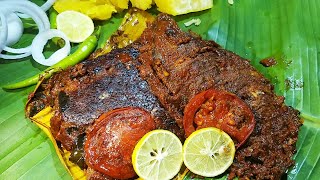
[130,0,153,10]
[109,0,129,10]
[56,10,94,43]
[84,4,117,20]
[183,127,235,177]
[54,0,213,20]
[93,9,154,57]
[31,107,86,180]
[154,0,213,16]
[53,0,116,20]
[132,130,183,180]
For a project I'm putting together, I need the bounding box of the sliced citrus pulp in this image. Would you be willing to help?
[132,130,183,180]
[183,127,235,177]
[56,10,94,43]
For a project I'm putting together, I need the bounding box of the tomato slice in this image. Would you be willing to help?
[183,89,255,147]
[85,107,156,179]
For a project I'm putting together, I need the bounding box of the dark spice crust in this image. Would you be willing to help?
[133,14,301,179]
[26,47,184,170]
[26,13,301,180]
[260,58,277,67]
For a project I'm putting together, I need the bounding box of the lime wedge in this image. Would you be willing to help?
[132,130,183,180]
[183,127,235,177]
[56,10,94,43]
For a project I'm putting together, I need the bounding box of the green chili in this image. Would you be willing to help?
[49,8,58,29]
[2,35,98,90]
[49,9,63,46]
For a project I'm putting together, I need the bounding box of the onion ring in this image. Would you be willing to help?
[0,1,50,31]
[18,0,56,18]
[31,29,70,66]
[0,0,51,59]
[4,13,23,46]
[0,11,8,53]
[0,52,31,60]
[40,0,57,12]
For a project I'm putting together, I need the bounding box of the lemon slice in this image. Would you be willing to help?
[183,127,235,177]
[56,10,94,43]
[154,0,213,16]
[132,130,183,180]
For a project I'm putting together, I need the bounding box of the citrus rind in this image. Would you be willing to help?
[132,130,183,180]
[183,127,235,177]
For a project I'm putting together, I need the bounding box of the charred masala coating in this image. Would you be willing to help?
[132,14,301,179]
[26,47,184,170]
[26,13,301,179]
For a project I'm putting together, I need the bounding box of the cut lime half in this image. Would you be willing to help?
[132,130,183,180]
[56,10,94,43]
[183,127,235,177]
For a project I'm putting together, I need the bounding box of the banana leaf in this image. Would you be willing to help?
[0,0,319,179]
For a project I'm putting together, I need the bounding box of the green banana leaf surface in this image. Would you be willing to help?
[1,0,319,179]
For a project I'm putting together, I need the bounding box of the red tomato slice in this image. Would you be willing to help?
[183,89,255,147]
[85,107,156,179]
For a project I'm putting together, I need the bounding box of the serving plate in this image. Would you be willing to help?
[0,0,319,179]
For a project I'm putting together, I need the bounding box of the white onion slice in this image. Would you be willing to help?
[18,0,56,18]
[31,29,70,66]
[4,46,31,54]
[5,13,23,46]
[0,1,50,30]
[2,13,27,54]
[40,0,57,12]
[0,52,31,60]
[0,0,51,59]
[0,11,8,53]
